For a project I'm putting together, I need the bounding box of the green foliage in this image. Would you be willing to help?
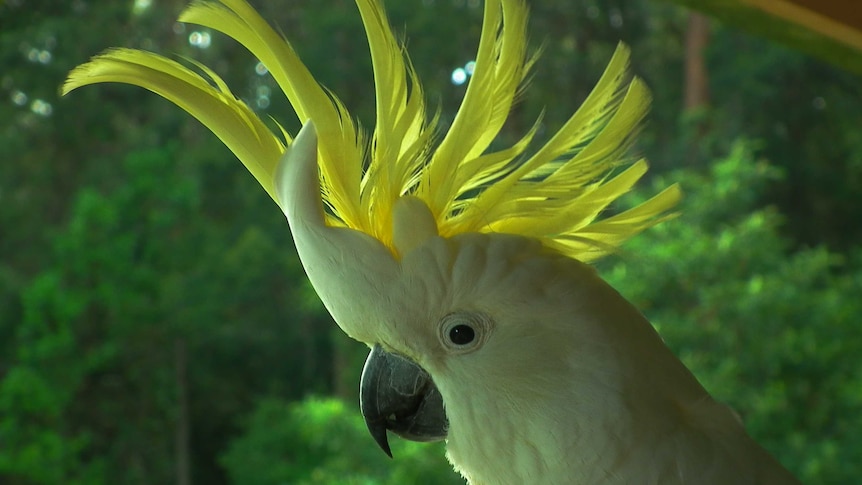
[0,146,199,484]
[3,0,862,483]
[0,271,106,485]
[0,144,329,484]
[221,397,464,485]
[601,141,862,484]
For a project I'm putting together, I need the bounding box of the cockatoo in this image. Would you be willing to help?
[64,0,802,483]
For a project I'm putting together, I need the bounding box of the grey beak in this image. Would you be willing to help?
[359,344,448,457]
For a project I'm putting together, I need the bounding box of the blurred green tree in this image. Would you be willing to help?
[0,145,332,484]
[221,397,464,485]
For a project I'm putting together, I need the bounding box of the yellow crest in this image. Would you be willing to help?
[63,0,680,262]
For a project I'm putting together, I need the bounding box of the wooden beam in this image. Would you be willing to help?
[742,0,862,51]
[663,0,862,73]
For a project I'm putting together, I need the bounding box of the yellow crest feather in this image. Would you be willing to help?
[62,0,680,263]
[63,47,285,202]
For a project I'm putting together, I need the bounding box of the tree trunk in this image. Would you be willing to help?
[684,11,711,164]
[175,339,192,485]
[684,12,711,111]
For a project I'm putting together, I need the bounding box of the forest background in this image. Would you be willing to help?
[2,0,861,483]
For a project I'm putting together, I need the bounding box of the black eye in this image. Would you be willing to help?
[448,324,475,345]
[439,311,492,354]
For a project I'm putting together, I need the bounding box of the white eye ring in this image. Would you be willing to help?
[438,311,492,354]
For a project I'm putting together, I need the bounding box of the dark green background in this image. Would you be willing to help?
[1,0,860,483]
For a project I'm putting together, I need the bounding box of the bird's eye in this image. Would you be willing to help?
[439,311,492,354]
[448,324,475,345]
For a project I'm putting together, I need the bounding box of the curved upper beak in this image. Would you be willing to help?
[359,344,448,457]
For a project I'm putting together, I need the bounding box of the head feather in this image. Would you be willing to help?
[63,0,680,263]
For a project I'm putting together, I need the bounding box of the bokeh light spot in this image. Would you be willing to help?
[609,8,623,28]
[30,99,53,117]
[464,60,476,75]
[133,0,152,15]
[11,90,28,106]
[189,31,211,49]
[451,67,467,86]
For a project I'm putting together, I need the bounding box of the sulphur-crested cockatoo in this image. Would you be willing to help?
[64,0,802,483]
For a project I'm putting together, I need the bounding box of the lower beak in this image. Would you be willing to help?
[359,344,448,457]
